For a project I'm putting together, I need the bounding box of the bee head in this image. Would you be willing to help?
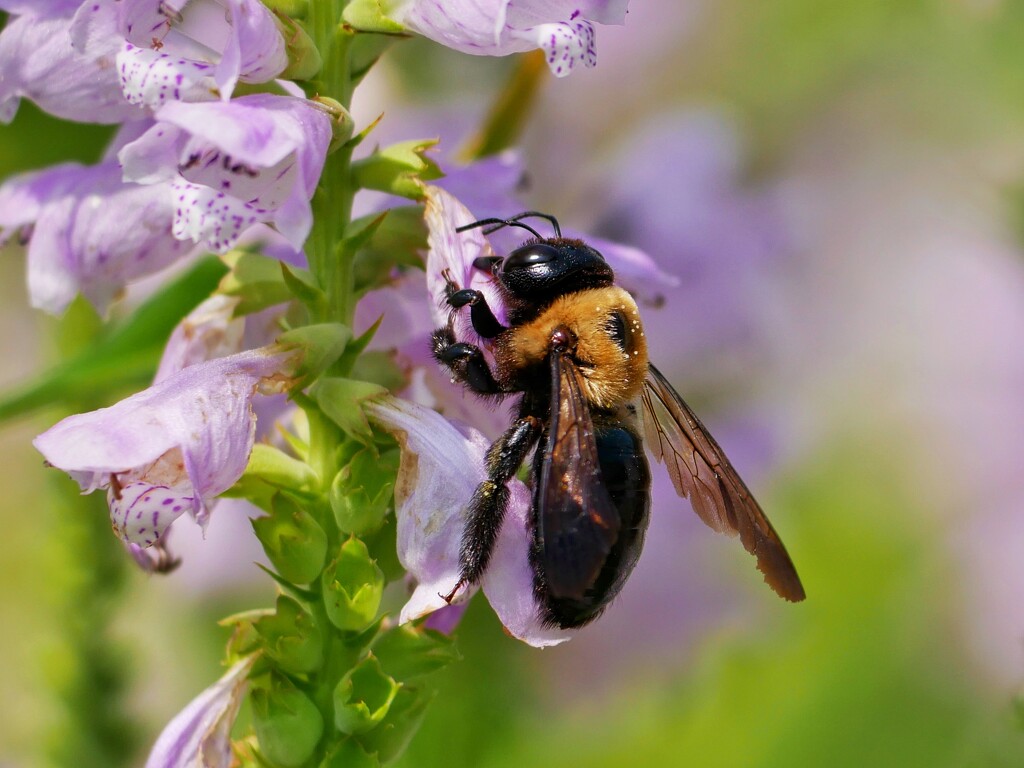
[498,238,614,300]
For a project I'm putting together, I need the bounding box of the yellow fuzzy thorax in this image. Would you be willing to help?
[496,286,648,410]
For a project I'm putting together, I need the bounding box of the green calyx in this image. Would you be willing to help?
[252,493,329,586]
[321,537,385,632]
[332,655,400,735]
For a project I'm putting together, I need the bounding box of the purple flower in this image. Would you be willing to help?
[33,347,297,555]
[368,397,572,647]
[144,655,256,768]
[392,0,629,77]
[119,94,332,252]
[0,153,191,314]
[0,1,141,123]
[117,0,287,108]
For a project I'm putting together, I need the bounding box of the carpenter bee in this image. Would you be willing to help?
[432,212,805,629]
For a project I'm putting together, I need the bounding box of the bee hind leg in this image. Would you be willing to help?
[432,327,503,395]
[459,416,542,586]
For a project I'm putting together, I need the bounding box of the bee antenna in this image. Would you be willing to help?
[503,211,562,237]
[457,217,543,239]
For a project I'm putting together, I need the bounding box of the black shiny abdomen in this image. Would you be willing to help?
[534,421,651,628]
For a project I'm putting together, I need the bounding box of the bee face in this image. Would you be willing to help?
[497,238,614,308]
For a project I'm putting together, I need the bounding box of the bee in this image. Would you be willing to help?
[432,212,805,629]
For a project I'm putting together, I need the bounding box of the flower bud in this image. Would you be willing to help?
[251,673,323,768]
[332,654,400,735]
[255,595,324,674]
[275,12,322,80]
[355,684,433,764]
[322,538,385,632]
[371,624,460,681]
[252,494,328,585]
[330,447,397,535]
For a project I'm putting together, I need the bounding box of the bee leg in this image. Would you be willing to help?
[458,416,543,587]
[445,287,507,339]
[432,328,502,395]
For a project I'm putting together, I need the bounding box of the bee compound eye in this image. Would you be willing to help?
[502,243,561,273]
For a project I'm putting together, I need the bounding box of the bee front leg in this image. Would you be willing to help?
[446,416,542,600]
[432,327,503,395]
[444,280,506,339]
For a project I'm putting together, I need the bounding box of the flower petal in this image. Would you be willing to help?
[0,10,141,124]
[145,655,257,768]
[423,185,508,338]
[120,95,331,251]
[0,160,192,314]
[396,0,626,75]
[117,43,218,108]
[368,397,570,647]
[154,295,245,383]
[34,348,296,545]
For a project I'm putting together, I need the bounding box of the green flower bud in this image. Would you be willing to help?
[350,139,443,201]
[252,494,328,585]
[275,12,322,81]
[278,323,352,385]
[332,654,400,735]
[255,596,324,675]
[330,448,397,535]
[322,538,385,632]
[251,673,324,768]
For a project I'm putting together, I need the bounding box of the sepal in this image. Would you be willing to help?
[355,684,433,764]
[330,447,397,535]
[342,0,406,34]
[255,595,325,674]
[251,493,328,585]
[276,13,322,80]
[314,378,387,445]
[226,444,319,511]
[322,538,385,632]
[332,654,400,735]
[251,672,323,768]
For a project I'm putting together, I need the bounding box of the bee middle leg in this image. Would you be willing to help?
[445,415,542,600]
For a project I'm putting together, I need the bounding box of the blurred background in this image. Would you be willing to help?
[3,0,1024,765]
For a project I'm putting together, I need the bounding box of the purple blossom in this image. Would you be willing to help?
[0,157,191,314]
[119,94,332,252]
[144,655,256,768]
[392,0,629,77]
[368,397,571,647]
[33,348,297,556]
[117,0,287,108]
[0,2,141,123]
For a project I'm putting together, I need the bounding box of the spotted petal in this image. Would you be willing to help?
[33,348,296,548]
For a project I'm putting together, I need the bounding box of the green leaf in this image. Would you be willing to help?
[352,206,427,294]
[321,738,381,768]
[371,624,460,681]
[251,673,323,768]
[351,139,443,200]
[219,250,310,315]
[251,494,328,585]
[332,654,400,735]
[314,377,387,444]
[342,0,406,34]
[281,261,328,316]
[322,537,385,632]
[0,255,227,422]
[356,684,433,764]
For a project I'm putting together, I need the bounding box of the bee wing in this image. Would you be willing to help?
[537,352,622,600]
[640,364,805,602]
